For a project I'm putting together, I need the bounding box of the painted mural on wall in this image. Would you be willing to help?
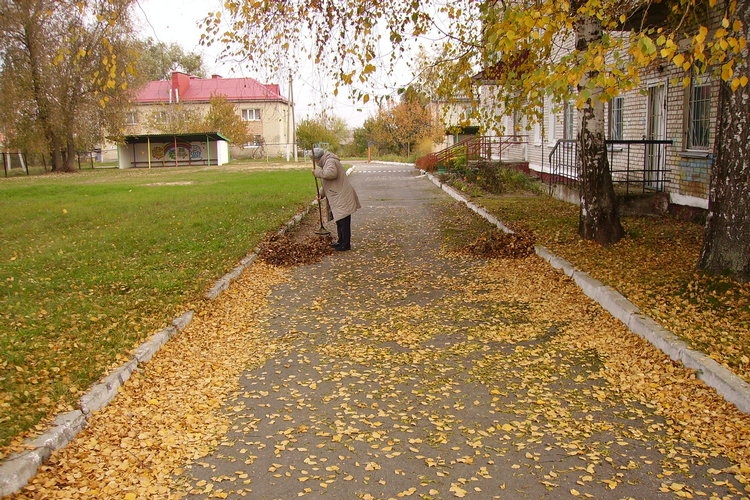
[150,142,204,161]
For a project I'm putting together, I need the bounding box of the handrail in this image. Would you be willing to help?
[416,135,528,171]
[547,139,674,194]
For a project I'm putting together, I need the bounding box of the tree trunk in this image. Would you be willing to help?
[575,15,624,245]
[49,136,64,172]
[62,137,77,172]
[22,15,58,172]
[698,0,750,281]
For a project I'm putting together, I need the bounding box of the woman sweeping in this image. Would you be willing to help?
[312,147,361,251]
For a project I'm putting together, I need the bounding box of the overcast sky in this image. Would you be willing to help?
[132,0,402,128]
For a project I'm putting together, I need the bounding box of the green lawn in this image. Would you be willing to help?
[0,164,314,450]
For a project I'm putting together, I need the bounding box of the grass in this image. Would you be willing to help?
[0,164,314,451]
[440,170,750,388]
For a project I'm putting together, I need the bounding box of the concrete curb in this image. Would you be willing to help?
[361,160,414,168]
[0,204,315,497]
[0,312,193,497]
[423,170,750,415]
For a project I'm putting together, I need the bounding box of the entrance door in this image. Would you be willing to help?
[645,83,666,190]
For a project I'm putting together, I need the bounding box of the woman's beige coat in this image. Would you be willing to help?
[313,152,361,222]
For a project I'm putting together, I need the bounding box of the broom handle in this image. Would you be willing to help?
[312,153,325,230]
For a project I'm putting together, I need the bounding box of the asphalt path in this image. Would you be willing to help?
[179,164,748,499]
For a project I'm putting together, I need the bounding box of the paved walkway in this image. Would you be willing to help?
[178,164,747,499]
[4,164,749,499]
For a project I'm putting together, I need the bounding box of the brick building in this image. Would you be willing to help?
[443,15,727,213]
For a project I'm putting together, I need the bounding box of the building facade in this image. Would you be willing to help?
[119,71,294,162]
[441,11,727,213]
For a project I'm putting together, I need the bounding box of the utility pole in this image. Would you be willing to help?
[289,70,297,162]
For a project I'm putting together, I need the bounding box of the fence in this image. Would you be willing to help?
[3,152,28,176]
[547,139,673,194]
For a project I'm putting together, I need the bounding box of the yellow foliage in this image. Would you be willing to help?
[730,76,748,91]
[721,61,735,80]
[695,26,709,44]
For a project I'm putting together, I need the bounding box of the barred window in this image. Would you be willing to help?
[687,79,710,149]
[512,109,521,134]
[609,97,624,140]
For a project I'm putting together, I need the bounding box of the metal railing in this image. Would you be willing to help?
[416,135,527,171]
[548,139,673,195]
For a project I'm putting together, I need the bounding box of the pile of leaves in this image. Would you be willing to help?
[463,226,536,259]
[258,231,334,267]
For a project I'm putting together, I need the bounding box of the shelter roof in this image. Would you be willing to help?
[121,132,230,144]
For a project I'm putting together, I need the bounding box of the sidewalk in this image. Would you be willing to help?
[5,164,750,498]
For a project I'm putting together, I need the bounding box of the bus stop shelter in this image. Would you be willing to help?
[117,133,230,169]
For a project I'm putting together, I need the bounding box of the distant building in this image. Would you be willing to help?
[117,71,294,162]
[429,95,480,151]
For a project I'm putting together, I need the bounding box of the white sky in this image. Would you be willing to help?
[132,0,415,128]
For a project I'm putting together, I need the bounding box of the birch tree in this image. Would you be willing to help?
[694,0,749,280]
[631,0,749,278]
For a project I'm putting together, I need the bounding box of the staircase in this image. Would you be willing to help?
[416,135,527,172]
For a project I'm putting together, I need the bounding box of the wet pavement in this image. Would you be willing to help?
[179,164,749,499]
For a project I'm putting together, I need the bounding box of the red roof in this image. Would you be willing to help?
[134,72,287,104]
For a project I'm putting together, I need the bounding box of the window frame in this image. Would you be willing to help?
[242,135,264,148]
[563,101,575,140]
[686,76,711,150]
[241,108,262,121]
[608,97,624,141]
[125,111,138,125]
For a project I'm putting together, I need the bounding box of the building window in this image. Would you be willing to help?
[547,105,556,142]
[154,111,168,123]
[125,111,138,125]
[609,97,624,140]
[242,108,261,121]
[243,135,264,148]
[563,101,575,140]
[687,77,710,149]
